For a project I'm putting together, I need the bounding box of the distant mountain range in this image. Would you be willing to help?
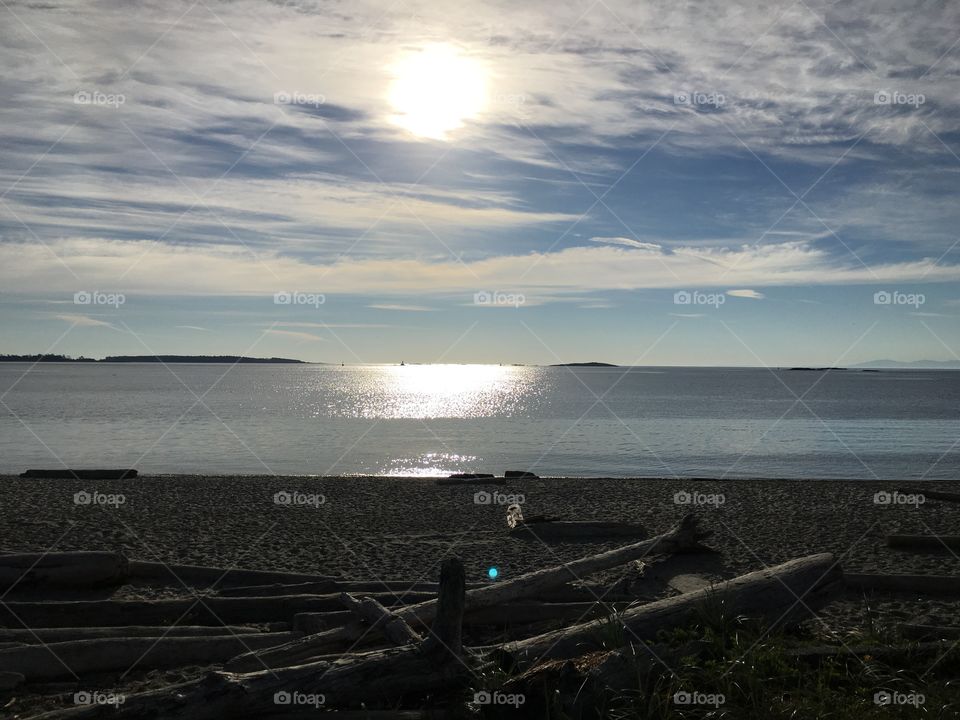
[852,359,960,369]
[0,354,307,364]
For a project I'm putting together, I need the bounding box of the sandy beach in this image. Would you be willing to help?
[2,474,960,717]
[4,474,960,629]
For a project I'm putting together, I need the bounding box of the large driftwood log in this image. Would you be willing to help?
[0,632,301,681]
[340,593,422,646]
[898,624,960,640]
[887,535,960,552]
[229,515,710,671]
[787,640,952,661]
[217,580,338,597]
[127,561,334,589]
[0,552,128,590]
[29,560,470,719]
[20,468,137,479]
[500,553,842,669]
[0,592,433,628]
[229,582,623,603]
[0,625,274,643]
[897,487,960,504]
[846,573,960,595]
[293,601,634,633]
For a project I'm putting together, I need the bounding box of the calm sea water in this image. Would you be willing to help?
[0,363,957,479]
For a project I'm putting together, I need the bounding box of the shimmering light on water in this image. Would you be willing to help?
[1,364,958,479]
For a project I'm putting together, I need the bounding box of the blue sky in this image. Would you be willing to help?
[1,0,959,365]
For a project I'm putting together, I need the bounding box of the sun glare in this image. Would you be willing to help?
[388,44,488,140]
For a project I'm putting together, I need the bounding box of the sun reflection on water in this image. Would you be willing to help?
[364,364,534,419]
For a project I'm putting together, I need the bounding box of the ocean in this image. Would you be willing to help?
[1,363,957,479]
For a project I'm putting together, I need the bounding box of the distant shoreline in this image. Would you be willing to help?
[0,355,307,364]
[2,356,958,369]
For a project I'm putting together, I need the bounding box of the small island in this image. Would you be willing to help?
[549,361,619,367]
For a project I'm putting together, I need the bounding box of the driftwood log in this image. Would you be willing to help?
[898,624,960,640]
[897,487,960,504]
[846,573,960,595]
[0,552,340,593]
[0,632,301,681]
[293,600,634,633]
[29,559,470,719]
[340,593,422,645]
[20,469,137,480]
[227,514,711,671]
[126,561,335,589]
[499,552,842,669]
[0,625,277,643]
[0,592,434,628]
[887,535,960,552]
[216,580,485,598]
[0,552,128,590]
[787,640,953,661]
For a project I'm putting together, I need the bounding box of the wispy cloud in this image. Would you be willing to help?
[264,328,325,342]
[726,289,765,300]
[368,304,436,312]
[8,239,957,301]
[53,313,118,330]
[588,237,663,252]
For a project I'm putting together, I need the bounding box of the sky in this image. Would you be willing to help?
[1,0,959,366]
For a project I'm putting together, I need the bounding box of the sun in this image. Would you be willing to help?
[388,44,488,140]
